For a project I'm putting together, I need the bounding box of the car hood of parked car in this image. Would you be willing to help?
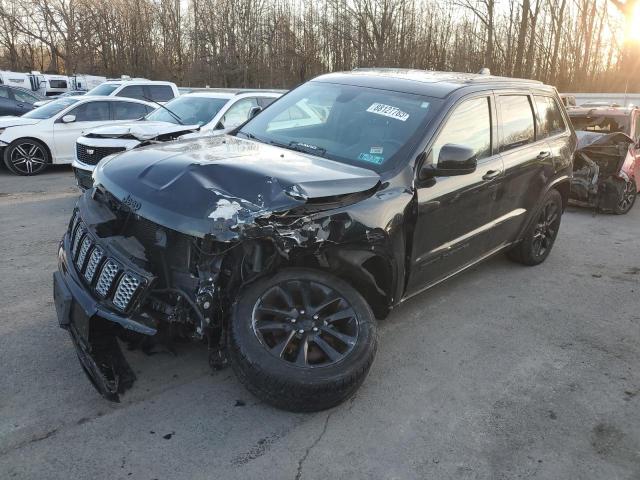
[85,121,201,141]
[93,134,381,240]
[0,117,42,129]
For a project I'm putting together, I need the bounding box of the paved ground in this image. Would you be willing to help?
[0,165,639,480]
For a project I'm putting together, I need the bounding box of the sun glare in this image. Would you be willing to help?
[626,2,640,43]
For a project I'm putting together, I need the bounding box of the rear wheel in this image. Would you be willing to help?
[3,138,49,176]
[228,268,377,412]
[507,189,563,266]
[613,179,637,215]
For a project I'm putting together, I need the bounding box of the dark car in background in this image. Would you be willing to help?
[53,69,576,411]
[0,85,42,116]
[568,106,639,213]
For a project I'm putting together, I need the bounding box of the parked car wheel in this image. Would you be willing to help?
[229,268,377,412]
[507,189,563,266]
[3,138,49,176]
[613,179,637,215]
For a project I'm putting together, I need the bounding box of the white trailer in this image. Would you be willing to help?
[70,74,106,91]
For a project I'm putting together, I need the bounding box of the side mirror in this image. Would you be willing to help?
[249,106,262,119]
[61,114,76,124]
[419,144,477,180]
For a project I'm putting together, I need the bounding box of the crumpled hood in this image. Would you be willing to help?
[94,135,381,239]
[86,121,200,141]
[0,116,41,128]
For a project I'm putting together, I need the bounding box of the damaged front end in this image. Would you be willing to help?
[55,135,406,402]
[570,131,634,211]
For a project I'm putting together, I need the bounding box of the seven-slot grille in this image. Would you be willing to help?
[76,143,125,166]
[67,210,144,312]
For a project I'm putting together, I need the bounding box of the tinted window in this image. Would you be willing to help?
[70,101,110,121]
[49,79,67,89]
[221,98,259,128]
[87,83,120,96]
[0,86,9,99]
[431,97,491,162]
[112,101,149,120]
[147,85,174,102]
[258,97,278,108]
[497,95,535,151]
[13,89,39,104]
[23,98,79,119]
[116,85,146,100]
[534,96,566,138]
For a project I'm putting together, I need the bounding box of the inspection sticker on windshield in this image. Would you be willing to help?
[366,103,410,122]
[358,152,385,164]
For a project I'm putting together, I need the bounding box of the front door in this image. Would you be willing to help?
[405,94,504,296]
[53,101,112,163]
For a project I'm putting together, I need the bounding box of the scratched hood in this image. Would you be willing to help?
[86,121,200,141]
[93,135,381,239]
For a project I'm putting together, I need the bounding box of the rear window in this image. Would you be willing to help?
[570,114,630,134]
[147,85,174,102]
[534,96,566,138]
[497,95,535,152]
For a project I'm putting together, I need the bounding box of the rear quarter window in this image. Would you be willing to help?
[497,95,535,152]
[534,96,566,138]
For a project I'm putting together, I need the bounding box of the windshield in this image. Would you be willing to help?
[87,83,120,96]
[145,95,228,125]
[571,114,630,134]
[23,98,80,119]
[238,82,442,173]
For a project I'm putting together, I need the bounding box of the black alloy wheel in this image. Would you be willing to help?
[229,268,377,412]
[252,279,359,368]
[507,188,563,266]
[614,179,637,215]
[4,139,49,175]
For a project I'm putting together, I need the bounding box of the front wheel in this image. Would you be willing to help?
[228,268,378,412]
[613,179,637,215]
[507,189,563,266]
[3,138,49,176]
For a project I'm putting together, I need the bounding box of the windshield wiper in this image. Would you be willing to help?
[269,140,327,157]
[143,95,184,125]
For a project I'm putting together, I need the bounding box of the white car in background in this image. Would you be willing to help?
[85,79,180,103]
[0,96,155,175]
[72,90,284,189]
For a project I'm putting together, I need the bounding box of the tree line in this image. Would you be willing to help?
[0,0,636,92]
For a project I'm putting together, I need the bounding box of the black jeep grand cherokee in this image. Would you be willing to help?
[54,69,576,411]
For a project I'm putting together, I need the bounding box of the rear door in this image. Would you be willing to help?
[487,93,551,246]
[111,101,152,121]
[405,93,505,295]
[0,86,17,115]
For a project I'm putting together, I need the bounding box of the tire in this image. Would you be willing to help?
[3,138,50,176]
[613,179,637,215]
[507,189,563,266]
[228,268,377,412]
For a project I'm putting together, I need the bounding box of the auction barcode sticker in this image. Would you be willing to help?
[366,103,410,121]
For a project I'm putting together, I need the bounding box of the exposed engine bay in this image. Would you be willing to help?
[570,131,634,211]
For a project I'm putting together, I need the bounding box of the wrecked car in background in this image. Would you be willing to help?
[53,69,575,412]
[569,106,639,214]
[72,90,283,189]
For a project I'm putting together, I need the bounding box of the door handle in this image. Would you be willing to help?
[537,151,551,159]
[16,103,24,108]
[482,169,501,180]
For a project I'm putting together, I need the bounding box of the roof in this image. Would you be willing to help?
[183,90,283,99]
[75,95,154,104]
[313,68,549,98]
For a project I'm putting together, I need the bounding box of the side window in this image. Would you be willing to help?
[258,97,277,108]
[112,101,149,120]
[69,101,110,121]
[146,85,174,102]
[116,85,146,100]
[534,96,566,138]
[220,97,258,128]
[497,95,535,152]
[431,96,491,163]
[0,87,9,99]
[13,89,39,104]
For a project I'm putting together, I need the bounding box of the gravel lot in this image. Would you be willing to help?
[1,166,639,480]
